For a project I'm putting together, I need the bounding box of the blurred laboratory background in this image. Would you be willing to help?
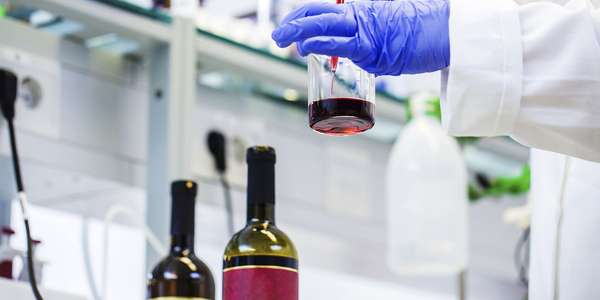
[0,0,532,299]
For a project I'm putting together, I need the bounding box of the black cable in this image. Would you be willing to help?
[7,121,23,191]
[24,219,43,300]
[7,120,44,300]
[219,174,235,236]
[207,130,234,236]
[2,69,43,300]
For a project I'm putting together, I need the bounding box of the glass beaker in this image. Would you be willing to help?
[308,54,376,136]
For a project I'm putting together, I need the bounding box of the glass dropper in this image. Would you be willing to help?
[330,0,345,73]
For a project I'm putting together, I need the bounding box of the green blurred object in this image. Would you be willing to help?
[0,5,6,18]
[405,96,441,122]
[456,136,480,146]
[468,185,484,203]
[469,165,531,202]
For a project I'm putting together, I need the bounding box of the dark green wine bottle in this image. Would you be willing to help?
[148,180,215,300]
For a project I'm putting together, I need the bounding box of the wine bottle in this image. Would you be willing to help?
[223,146,299,300]
[148,180,215,300]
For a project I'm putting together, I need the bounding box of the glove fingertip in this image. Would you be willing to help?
[276,41,292,49]
[271,31,286,46]
[271,31,280,42]
[272,31,293,48]
[296,42,308,57]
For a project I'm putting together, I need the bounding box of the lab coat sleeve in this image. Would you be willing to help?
[441,0,600,162]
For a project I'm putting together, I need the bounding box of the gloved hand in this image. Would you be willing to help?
[272,0,450,76]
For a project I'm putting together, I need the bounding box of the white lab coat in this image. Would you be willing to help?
[441,0,600,299]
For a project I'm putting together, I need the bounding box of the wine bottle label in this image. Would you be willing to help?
[223,256,298,300]
[149,298,210,300]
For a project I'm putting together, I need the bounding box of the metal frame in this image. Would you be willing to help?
[145,16,197,268]
[12,0,171,44]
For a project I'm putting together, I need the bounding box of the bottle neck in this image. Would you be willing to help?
[246,159,276,225]
[411,101,432,120]
[247,202,275,224]
[410,93,438,121]
[170,234,195,256]
[170,181,197,256]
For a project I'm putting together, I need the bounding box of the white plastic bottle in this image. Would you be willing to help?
[386,93,468,276]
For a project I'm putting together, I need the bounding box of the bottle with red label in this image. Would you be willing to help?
[223,146,299,300]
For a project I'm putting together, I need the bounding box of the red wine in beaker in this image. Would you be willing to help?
[309,97,375,136]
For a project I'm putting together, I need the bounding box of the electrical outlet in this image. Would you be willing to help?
[192,109,267,190]
[0,46,61,139]
[192,110,244,188]
[225,133,247,189]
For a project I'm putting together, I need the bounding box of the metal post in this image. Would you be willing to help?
[0,156,15,228]
[145,14,197,270]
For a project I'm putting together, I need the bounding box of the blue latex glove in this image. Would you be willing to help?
[272,0,450,76]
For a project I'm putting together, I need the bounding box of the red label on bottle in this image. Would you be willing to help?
[223,266,298,300]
